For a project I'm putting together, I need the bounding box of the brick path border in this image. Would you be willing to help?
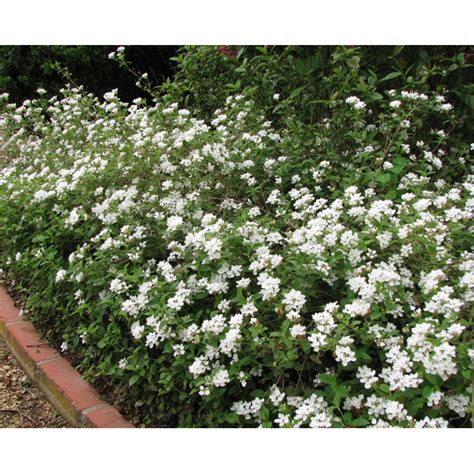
[0,287,134,428]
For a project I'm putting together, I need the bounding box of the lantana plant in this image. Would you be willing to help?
[0,52,472,427]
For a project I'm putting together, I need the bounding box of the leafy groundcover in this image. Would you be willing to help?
[0,46,472,427]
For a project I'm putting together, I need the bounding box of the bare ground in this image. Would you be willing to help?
[0,336,68,428]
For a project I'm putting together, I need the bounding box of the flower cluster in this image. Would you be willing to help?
[0,80,472,428]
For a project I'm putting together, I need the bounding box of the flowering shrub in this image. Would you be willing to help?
[163,46,473,138]
[0,50,472,427]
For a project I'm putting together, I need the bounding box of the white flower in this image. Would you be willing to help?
[189,356,209,377]
[290,324,306,338]
[419,270,446,294]
[236,277,251,288]
[415,417,448,428]
[204,238,222,261]
[309,412,332,428]
[445,394,470,417]
[269,385,285,405]
[356,365,379,389]
[212,368,230,387]
[110,278,128,294]
[201,314,226,335]
[343,395,364,411]
[343,299,371,317]
[219,328,241,356]
[427,391,443,407]
[308,332,327,352]
[167,215,183,232]
[130,321,145,339]
[55,269,67,283]
[283,289,306,313]
[274,413,290,426]
[173,344,185,357]
[438,103,453,111]
[249,207,261,218]
[345,96,366,110]
[257,272,280,301]
[335,339,356,366]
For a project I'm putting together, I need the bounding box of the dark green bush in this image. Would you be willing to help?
[0,45,178,104]
[162,46,473,136]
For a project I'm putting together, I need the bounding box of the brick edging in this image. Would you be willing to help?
[0,287,134,428]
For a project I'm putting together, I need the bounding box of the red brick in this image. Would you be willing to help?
[0,284,134,428]
[0,293,22,330]
[4,321,58,380]
[5,321,59,364]
[0,288,19,310]
[0,287,13,302]
[103,418,136,428]
[82,405,134,428]
[37,358,104,416]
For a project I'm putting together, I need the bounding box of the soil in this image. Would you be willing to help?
[0,336,68,428]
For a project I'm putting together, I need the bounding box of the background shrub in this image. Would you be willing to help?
[0,45,178,104]
[162,46,474,136]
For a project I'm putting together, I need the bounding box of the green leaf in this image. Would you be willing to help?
[407,398,425,417]
[419,50,430,64]
[393,46,405,56]
[368,92,383,101]
[347,55,361,69]
[425,373,442,386]
[334,385,348,397]
[129,374,140,386]
[289,85,308,100]
[381,71,402,82]
[226,412,239,424]
[97,338,108,349]
[384,189,398,200]
[319,373,337,385]
[422,386,433,398]
[355,350,372,363]
[391,157,408,174]
[461,369,471,380]
[281,319,291,332]
[375,173,392,184]
[352,417,370,427]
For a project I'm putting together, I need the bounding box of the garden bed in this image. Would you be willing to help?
[0,285,134,428]
[0,46,472,428]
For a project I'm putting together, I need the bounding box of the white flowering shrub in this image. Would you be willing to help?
[0,67,472,427]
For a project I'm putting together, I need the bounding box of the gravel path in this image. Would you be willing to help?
[0,336,68,428]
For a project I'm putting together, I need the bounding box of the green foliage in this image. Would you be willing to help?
[0,46,472,428]
[0,45,178,104]
[162,45,473,138]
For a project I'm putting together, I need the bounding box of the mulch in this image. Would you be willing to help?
[0,336,68,428]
